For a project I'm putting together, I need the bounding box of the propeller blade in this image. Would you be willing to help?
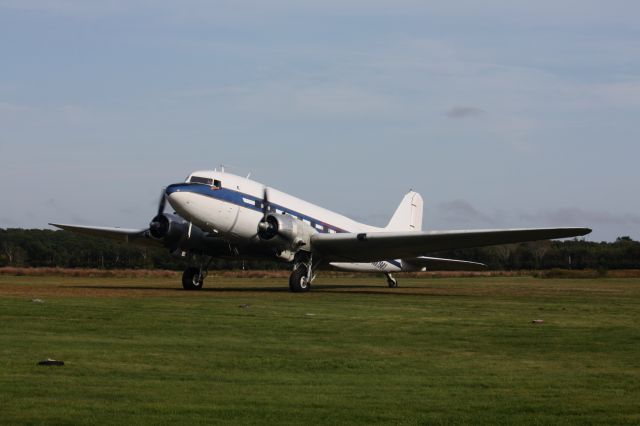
[157,187,167,216]
[262,186,270,220]
[254,186,273,239]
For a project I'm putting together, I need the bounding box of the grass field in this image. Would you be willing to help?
[1,273,639,425]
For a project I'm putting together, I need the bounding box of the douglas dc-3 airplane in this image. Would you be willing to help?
[51,170,591,292]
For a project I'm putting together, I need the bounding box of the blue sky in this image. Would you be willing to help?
[1,1,639,241]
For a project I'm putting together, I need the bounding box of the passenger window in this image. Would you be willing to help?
[213,180,222,189]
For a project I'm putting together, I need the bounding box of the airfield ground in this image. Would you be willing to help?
[0,273,638,425]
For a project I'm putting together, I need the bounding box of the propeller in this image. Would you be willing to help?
[261,186,270,220]
[257,186,278,239]
[149,188,168,238]
[157,187,167,216]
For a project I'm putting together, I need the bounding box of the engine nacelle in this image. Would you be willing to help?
[257,213,317,259]
[149,213,231,256]
[149,213,188,243]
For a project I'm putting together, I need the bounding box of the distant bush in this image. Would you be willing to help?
[3,228,640,272]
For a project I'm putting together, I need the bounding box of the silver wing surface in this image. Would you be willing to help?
[49,223,153,246]
[312,227,591,263]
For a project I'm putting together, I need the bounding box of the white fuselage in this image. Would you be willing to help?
[165,170,413,273]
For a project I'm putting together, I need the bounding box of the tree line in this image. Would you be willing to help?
[1,228,639,271]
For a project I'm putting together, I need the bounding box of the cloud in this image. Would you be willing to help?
[172,83,396,119]
[0,101,32,114]
[520,208,640,227]
[0,101,113,130]
[446,106,485,119]
[0,216,18,227]
[284,85,393,116]
[4,1,639,27]
[592,81,640,108]
[436,199,499,227]
[44,198,58,207]
[170,86,251,98]
[56,105,105,126]
[0,0,130,17]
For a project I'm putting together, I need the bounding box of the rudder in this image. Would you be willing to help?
[385,191,423,231]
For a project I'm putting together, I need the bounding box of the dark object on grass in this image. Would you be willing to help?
[38,359,64,366]
[532,319,544,324]
[239,304,251,309]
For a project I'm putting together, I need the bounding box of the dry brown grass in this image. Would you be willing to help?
[3,267,640,279]
[601,269,640,278]
[0,267,179,278]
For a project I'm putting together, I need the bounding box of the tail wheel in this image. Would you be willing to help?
[182,266,204,290]
[289,265,311,293]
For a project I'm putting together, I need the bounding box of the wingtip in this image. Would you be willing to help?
[565,227,591,237]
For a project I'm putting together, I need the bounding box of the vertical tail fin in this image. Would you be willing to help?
[385,191,423,231]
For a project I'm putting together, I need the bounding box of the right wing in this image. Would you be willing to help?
[49,223,155,247]
[312,227,591,263]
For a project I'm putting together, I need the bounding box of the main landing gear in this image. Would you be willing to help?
[289,253,317,292]
[182,257,212,290]
[385,272,398,288]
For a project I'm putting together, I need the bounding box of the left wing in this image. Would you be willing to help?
[49,223,153,246]
[312,227,591,263]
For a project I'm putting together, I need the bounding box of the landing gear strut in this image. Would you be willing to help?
[182,257,212,290]
[385,272,398,288]
[289,253,316,292]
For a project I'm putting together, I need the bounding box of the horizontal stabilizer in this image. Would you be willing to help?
[404,256,486,271]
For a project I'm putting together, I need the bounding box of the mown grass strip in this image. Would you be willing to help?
[1,275,639,424]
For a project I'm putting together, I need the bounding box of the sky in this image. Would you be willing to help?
[1,0,639,242]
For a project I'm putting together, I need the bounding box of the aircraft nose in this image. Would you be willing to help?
[165,183,184,198]
[165,183,190,208]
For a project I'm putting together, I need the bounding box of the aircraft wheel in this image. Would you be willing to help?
[386,275,398,288]
[182,267,204,290]
[289,265,311,293]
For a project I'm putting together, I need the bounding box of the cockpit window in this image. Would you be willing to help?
[190,176,213,185]
[213,179,222,189]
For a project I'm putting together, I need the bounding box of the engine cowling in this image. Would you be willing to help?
[257,213,317,260]
[148,213,231,256]
[149,213,188,243]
